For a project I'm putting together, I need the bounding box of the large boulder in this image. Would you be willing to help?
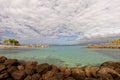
[84,78,101,80]
[36,63,51,74]
[24,75,32,80]
[0,72,8,79]
[84,66,99,78]
[59,66,72,77]
[0,56,7,63]
[25,61,38,69]
[64,77,76,80]
[4,59,17,65]
[101,61,120,73]
[54,72,64,80]
[97,67,120,80]
[31,73,41,80]
[64,68,72,77]
[0,64,6,71]
[51,65,59,73]
[11,71,26,80]
[59,66,67,72]
[42,71,54,80]
[17,65,24,71]
[25,68,35,75]
[46,76,58,80]
[71,68,85,80]
[7,66,17,73]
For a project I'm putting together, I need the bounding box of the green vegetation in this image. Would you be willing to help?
[4,39,20,46]
[112,39,120,44]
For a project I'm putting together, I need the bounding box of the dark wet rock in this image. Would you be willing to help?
[97,67,120,80]
[0,72,8,79]
[59,66,72,77]
[6,78,14,80]
[17,65,24,71]
[0,56,7,63]
[84,66,99,78]
[42,71,54,80]
[7,66,17,73]
[84,66,91,77]
[0,56,119,80]
[31,73,41,80]
[64,68,72,77]
[4,59,17,65]
[101,61,120,73]
[54,72,64,80]
[1,70,8,74]
[36,63,51,74]
[25,68,36,75]
[84,78,101,80]
[25,61,38,69]
[89,66,99,77]
[0,64,6,71]
[46,76,58,80]
[24,75,32,80]
[59,66,67,72]
[51,65,59,72]
[71,68,85,80]
[24,62,37,75]
[64,77,76,80]
[11,70,26,80]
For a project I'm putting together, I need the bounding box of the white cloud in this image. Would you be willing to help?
[0,0,120,44]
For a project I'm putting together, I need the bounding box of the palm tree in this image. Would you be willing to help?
[4,39,9,45]
[9,39,15,46]
[4,39,20,46]
[14,40,19,46]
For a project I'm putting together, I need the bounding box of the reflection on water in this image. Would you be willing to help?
[0,46,120,66]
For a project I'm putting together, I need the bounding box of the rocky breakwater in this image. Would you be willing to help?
[87,43,120,49]
[0,56,120,80]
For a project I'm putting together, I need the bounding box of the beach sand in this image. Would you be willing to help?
[0,45,28,49]
[0,44,50,49]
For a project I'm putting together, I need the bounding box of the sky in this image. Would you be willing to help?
[0,0,120,45]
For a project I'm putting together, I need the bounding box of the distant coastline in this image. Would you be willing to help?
[87,38,120,49]
[0,44,50,49]
[87,43,120,49]
[1,38,50,49]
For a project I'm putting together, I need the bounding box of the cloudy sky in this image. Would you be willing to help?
[0,0,120,45]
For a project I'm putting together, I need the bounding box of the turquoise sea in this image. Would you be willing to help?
[0,46,120,67]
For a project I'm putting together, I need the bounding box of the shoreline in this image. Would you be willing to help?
[0,45,28,49]
[87,43,120,49]
[0,44,50,49]
[0,56,120,80]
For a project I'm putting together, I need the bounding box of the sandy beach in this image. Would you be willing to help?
[0,45,28,49]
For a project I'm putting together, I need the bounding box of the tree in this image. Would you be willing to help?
[4,39,9,45]
[112,39,120,44]
[4,39,20,46]
[14,40,19,46]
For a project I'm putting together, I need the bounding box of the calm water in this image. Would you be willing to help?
[0,46,120,67]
